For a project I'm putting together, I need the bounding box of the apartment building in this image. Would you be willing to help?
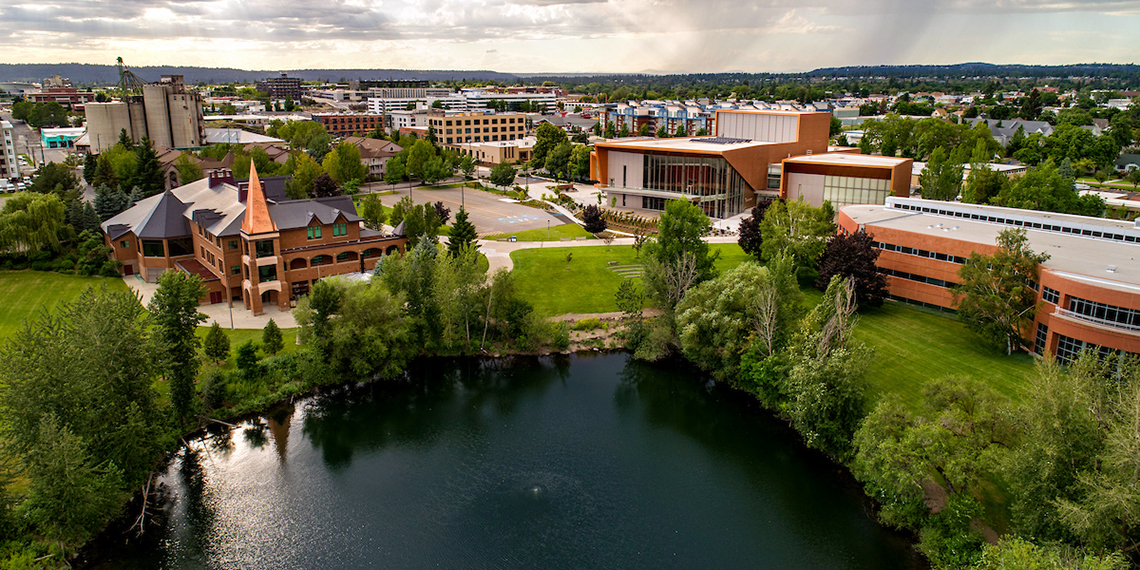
[1,120,20,180]
[426,111,528,145]
[256,73,303,100]
[313,113,385,137]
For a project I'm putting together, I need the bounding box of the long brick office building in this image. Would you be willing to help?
[840,197,1140,362]
[102,164,406,314]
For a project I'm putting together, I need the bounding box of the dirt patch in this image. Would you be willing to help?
[922,479,949,514]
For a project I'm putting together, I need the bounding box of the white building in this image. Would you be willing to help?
[1,120,20,180]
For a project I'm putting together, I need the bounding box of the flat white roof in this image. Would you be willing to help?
[786,153,909,168]
[843,200,1140,293]
[600,136,772,152]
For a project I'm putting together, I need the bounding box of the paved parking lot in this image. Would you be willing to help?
[372,184,565,236]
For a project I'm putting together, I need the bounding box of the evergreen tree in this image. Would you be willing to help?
[148,271,208,420]
[117,128,133,150]
[448,207,479,257]
[81,202,100,233]
[128,186,144,208]
[82,152,97,185]
[93,184,129,221]
[131,137,165,197]
[65,198,85,231]
[202,322,230,364]
[91,154,118,190]
[262,319,284,355]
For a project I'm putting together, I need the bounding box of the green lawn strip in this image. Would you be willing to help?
[485,223,595,241]
[509,243,751,315]
[853,302,1034,409]
[195,326,299,372]
[0,271,131,339]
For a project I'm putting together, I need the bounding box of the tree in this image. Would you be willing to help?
[448,206,479,257]
[619,122,630,138]
[433,201,451,225]
[22,415,122,544]
[973,538,1127,570]
[328,280,416,376]
[604,122,617,139]
[919,146,965,201]
[639,123,651,137]
[131,137,165,197]
[815,230,888,307]
[312,173,340,198]
[458,153,476,179]
[992,160,1103,216]
[783,277,870,460]
[644,197,719,284]
[0,192,68,254]
[322,141,367,184]
[655,124,668,138]
[384,156,406,186]
[737,201,772,261]
[82,152,97,185]
[285,152,324,199]
[261,318,284,355]
[403,202,442,247]
[358,194,387,230]
[674,124,688,138]
[93,183,129,221]
[489,162,517,188]
[758,198,835,270]
[677,262,776,381]
[544,142,572,179]
[203,322,231,364]
[581,204,607,233]
[75,229,117,276]
[963,140,1006,204]
[419,155,450,185]
[406,139,435,181]
[532,123,569,167]
[149,270,208,419]
[955,228,1049,355]
[29,162,80,197]
[571,145,592,180]
[174,153,204,185]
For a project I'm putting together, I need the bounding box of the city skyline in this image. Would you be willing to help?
[1,0,1138,74]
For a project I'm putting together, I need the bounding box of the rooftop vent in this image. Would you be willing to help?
[1108,265,1118,273]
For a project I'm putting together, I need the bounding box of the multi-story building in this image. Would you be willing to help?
[839,197,1140,361]
[781,153,912,210]
[256,73,303,100]
[591,109,832,219]
[342,136,402,177]
[85,75,205,152]
[101,165,407,315]
[26,87,97,110]
[1,120,20,180]
[313,113,385,137]
[426,111,528,146]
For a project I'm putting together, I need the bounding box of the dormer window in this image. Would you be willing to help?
[307,225,322,240]
[333,222,347,237]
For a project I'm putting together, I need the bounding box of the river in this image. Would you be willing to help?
[85,353,922,569]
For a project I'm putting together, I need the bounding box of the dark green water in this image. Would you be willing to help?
[86,353,922,569]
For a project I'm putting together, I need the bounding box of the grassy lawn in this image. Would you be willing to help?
[195,326,299,371]
[485,223,595,241]
[853,302,1035,409]
[510,243,750,315]
[0,271,131,339]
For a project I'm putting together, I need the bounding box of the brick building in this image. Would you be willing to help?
[101,165,406,315]
[256,73,303,100]
[840,197,1140,362]
[313,113,385,137]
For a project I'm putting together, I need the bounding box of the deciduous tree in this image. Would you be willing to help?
[815,230,888,307]
[203,322,230,364]
[149,270,208,420]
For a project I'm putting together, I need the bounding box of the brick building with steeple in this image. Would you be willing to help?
[102,163,406,315]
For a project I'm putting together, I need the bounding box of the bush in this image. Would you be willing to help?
[571,318,604,331]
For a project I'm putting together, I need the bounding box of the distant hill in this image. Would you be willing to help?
[0,64,519,85]
[805,62,1140,79]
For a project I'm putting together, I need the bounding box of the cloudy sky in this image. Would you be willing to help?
[1,0,1138,73]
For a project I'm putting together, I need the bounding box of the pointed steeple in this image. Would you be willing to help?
[242,160,276,234]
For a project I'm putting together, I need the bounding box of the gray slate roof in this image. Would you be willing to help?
[268,196,362,231]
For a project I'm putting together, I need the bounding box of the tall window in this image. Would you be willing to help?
[258,264,277,283]
[255,240,274,258]
[142,240,165,257]
[333,223,348,237]
[307,226,322,240]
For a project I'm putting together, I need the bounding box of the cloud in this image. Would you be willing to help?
[0,0,1137,72]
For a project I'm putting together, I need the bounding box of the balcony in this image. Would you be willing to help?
[1052,308,1140,338]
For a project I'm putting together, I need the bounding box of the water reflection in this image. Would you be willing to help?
[83,353,921,570]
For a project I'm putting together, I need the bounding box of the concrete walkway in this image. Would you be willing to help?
[123,275,298,329]
[478,235,739,273]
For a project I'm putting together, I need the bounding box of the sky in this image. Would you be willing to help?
[1,0,1138,74]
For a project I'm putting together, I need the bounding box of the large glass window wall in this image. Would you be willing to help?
[641,154,746,218]
[823,176,890,209]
